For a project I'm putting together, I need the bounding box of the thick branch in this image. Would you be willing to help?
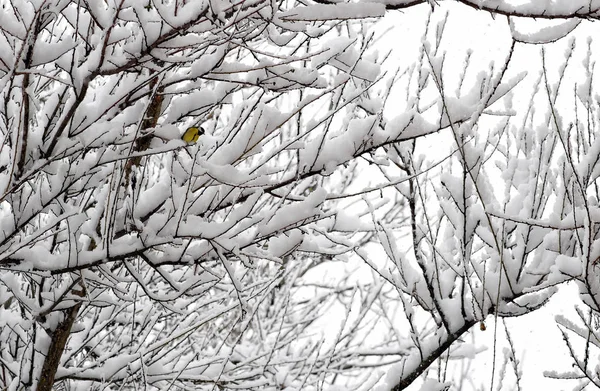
[390,319,477,390]
[312,0,600,20]
[37,288,85,391]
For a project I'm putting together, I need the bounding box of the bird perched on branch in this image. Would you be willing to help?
[182,126,204,144]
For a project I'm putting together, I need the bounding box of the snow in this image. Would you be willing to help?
[267,24,297,47]
[376,329,453,391]
[551,254,583,279]
[418,378,452,391]
[187,46,228,78]
[444,0,600,16]
[300,115,380,173]
[312,37,381,82]
[333,209,372,232]
[31,37,77,67]
[258,188,326,237]
[0,3,28,40]
[510,18,581,44]
[278,3,385,22]
[266,229,304,258]
[152,0,209,27]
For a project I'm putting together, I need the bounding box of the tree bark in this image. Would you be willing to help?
[37,284,84,391]
[391,320,476,390]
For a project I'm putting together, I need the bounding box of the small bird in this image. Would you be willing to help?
[182,126,204,144]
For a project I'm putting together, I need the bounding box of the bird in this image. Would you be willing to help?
[182,126,204,144]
